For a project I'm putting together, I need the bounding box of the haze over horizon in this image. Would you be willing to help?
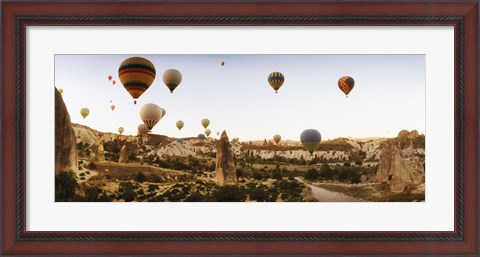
[56,54,425,141]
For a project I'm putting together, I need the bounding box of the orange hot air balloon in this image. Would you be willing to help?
[111,105,115,111]
[338,76,355,97]
[108,75,112,81]
[118,57,156,104]
[112,80,116,85]
[220,61,225,67]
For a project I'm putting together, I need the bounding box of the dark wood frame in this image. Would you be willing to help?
[2,1,479,255]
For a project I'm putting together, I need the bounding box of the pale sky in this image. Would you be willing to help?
[55,54,425,141]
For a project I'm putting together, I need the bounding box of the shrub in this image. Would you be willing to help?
[87,162,96,170]
[55,171,78,202]
[211,186,246,202]
[118,182,138,202]
[305,169,319,180]
[135,172,147,183]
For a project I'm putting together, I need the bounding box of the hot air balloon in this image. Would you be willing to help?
[198,134,206,140]
[160,108,166,118]
[220,61,225,67]
[176,138,183,143]
[216,132,220,136]
[58,88,64,94]
[118,127,124,134]
[300,129,322,154]
[112,80,116,86]
[111,105,115,111]
[108,75,112,81]
[118,57,156,104]
[138,124,149,135]
[268,72,285,93]
[205,129,211,137]
[338,76,355,97]
[201,118,210,129]
[163,69,182,93]
[139,103,162,131]
[80,108,89,119]
[273,134,281,144]
[176,120,184,131]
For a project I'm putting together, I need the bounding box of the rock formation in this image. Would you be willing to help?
[376,130,425,192]
[55,88,78,175]
[215,131,237,185]
[119,145,127,163]
[89,139,105,162]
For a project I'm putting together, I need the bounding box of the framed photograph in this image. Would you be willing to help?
[2,0,478,255]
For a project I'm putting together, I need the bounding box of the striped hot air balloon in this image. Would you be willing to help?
[139,103,162,131]
[300,129,321,154]
[118,57,156,104]
[138,124,149,135]
[268,72,285,93]
[338,76,355,97]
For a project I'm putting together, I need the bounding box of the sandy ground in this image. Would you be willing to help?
[296,178,364,202]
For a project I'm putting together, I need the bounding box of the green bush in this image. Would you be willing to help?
[135,172,147,183]
[87,162,96,170]
[55,171,78,202]
[118,182,138,202]
[211,186,246,202]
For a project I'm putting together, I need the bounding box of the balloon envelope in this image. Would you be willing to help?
[273,134,281,144]
[160,108,166,118]
[118,57,156,104]
[111,105,115,111]
[80,108,89,119]
[220,61,225,66]
[176,120,184,130]
[338,76,355,96]
[205,129,211,137]
[163,69,182,93]
[139,103,162,130]
[108,75,112,81]
[300,129,322,154]
[268,72,285,93]
[201,118,210,129]
[58,88,63,94]
[176,138,183,143]
[138,124,149,135]
[118,127,124,134]
[112,80,116,85]
[197,134,206,140]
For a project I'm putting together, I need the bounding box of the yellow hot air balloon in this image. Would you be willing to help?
[205,129,211,137]
[163,69,182,93]
[118,127,124,134]
[201,118,210,129]
[118,57,156,104]
[139,103,162,131]
[176,120,184,131]
[273,134,281,144]
[80,108,90,119]
[58,88,64,94]
[137,124,149,135]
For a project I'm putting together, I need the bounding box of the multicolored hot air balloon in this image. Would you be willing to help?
[138,124,149,135]
[163,69,182,93]
[108,75,112,81]
[111,105,115,111]
[139,103,162,131]
[118,127,124,134]
[118,57,156,104]
[198,134,206,140]
[176,120,184,131]
[300,129,322,154]
[220,61,225,67]
[268,72,285,93]
[201,118,210,129]
[338,76,355,97]
[58,88,63,94]
[112,80,116,86]
[273,134,281,144]
[80,108,89,119]
[205,129,211,137]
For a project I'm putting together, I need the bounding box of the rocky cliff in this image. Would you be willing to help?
[375,130,425,193]
[215,131,237,185]
[55,88,78,174]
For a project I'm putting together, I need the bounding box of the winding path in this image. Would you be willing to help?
[296,178,364,202]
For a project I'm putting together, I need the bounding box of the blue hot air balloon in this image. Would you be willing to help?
[197,134,206,140]
[300,129,321,154]
[176,138,183,143]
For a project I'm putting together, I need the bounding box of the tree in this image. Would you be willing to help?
[135,172,147,183]
[55,171,79,202]
[305,169,319,180]
[212,186,246,202]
